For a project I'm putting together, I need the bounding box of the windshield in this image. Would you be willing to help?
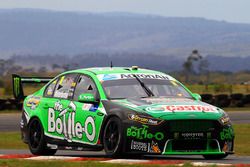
[102,78,192,99]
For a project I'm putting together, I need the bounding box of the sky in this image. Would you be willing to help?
[0,0,250,24]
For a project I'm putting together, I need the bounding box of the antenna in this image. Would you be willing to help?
[110,61,113,68]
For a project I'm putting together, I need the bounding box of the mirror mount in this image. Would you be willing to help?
[192,93,202,101]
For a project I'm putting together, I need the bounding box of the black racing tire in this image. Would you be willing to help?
[28,118,57,155]
[203,154,228,160]
[103,117,124,157]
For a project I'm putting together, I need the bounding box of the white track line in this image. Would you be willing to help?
[101,159,150,164]
[191,162,232,166]
[26,156,80,160]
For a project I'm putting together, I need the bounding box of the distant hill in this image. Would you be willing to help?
[2,9,250,72]
[9,54,250,72]
[1,8,250,58]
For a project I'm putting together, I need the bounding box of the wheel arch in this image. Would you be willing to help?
[27,116,44,132]
[99,114,122,145]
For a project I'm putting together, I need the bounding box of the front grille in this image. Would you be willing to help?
[163,120,224,153]
[172,140,206,151]
[169,139,220,152]
[168,120,217,132]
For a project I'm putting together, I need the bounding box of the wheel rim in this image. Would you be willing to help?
[105,121,119,151]
[29,120,42,149]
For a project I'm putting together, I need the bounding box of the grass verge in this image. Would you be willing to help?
[224,107,250,112]
[233,124,250,155]
[0,132,27,149]
[0,110,20,114]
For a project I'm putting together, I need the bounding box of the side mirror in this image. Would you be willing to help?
[193,93,202,101]
[78,93,97,103]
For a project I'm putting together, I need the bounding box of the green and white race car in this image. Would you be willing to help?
[13,66,234,159]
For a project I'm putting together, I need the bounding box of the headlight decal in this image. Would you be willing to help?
[128,114,163,126]
[219,112,231,125]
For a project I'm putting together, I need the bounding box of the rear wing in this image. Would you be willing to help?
[12,74,54,101]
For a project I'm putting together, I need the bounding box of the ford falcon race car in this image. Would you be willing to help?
[12,66,234,159]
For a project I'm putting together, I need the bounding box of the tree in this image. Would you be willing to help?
[183,49,202,83]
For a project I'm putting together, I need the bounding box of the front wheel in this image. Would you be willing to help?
[28,118,57,155]
[103,117,123,157]
[203,154,228,160]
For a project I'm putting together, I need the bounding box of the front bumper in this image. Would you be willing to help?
[124,119,235,155]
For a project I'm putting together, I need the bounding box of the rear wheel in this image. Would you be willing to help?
[28,118,57,155]
[103,117,123,157]
[203,154,228,160]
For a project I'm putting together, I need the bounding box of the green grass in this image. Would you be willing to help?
[224,107,250,112]
[0,110,21,114]
[0,124,250,156]
[233,124,250,156]
[0,132,27,149]
[187,84,250,95]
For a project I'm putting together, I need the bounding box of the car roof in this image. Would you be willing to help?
[69,67,166,75]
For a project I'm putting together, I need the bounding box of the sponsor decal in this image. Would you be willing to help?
[130,140,161,153]
[82,103,99,112]
[127,125,164,141]
[48,101,96,142]
[222,141,232,152]
[102,74,119,81]
[79,94,94,101]
[97,73,169,81]
[82,104,93,110]
[14,77,20,97]
[180,132,205,139]
[128,114,163,125]
[54,92,69,99]
[148,141,161,153]
[131,140,148,152]
[220,128,233,140]
[89,104,99,112]
[220,116,230,125]
[164,105,216,112]
[120,74,169,80]
[143,98,192,104]
[97,112,104,116]
[144,106,165,112]
[145,105,217,112]
[26,96,41,109]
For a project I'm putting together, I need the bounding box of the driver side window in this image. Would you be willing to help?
[53,74,77,99]
[73,75,98,101]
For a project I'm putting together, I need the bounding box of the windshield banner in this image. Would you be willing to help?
[97,73,169,81]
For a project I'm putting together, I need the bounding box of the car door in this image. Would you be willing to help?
[72,74,106,145]
[42,73,78,142]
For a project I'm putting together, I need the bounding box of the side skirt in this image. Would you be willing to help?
[45,135,103,151]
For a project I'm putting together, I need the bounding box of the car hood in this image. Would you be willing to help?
[111,97,224,120]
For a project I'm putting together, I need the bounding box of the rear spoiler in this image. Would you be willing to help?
[12,74,54,101]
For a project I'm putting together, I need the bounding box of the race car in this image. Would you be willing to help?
[12,66,234,159]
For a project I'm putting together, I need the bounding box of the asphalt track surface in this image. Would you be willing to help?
[0,111,249,164]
